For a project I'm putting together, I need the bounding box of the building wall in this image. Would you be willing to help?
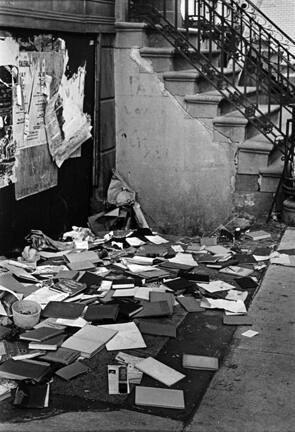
[0,1,116,252]
[114,42,236,235]
[258,0,295,40]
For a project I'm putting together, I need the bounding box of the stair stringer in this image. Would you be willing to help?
[114,45,237,234]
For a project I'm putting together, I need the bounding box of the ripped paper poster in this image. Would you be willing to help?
[45,63,92,168]
[13,51,65,149]
[0,66,17,189]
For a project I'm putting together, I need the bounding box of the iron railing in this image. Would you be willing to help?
[128,0,295,149]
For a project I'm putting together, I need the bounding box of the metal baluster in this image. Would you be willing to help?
[221,0,225,72]
[185,0,189,39]
[174,0,178,29]
[163,0,167,20]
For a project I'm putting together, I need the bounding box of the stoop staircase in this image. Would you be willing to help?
[123,0,295,218]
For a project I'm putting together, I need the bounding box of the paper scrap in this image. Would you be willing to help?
[241,330,259,338]
[145,235,169,244]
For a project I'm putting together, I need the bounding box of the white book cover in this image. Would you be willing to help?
[99,322,146,351]
[61,325,117,356]
[135,357,185,387]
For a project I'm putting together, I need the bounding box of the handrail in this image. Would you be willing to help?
[128,0,295,147]
[235,0,295,48]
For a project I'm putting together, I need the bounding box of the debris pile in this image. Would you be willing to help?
[0,176,281,410]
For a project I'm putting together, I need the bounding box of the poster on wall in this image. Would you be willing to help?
[0,67,17,189]
[0,37,19,189]
[45,58,92,168]
[0,34,92,199]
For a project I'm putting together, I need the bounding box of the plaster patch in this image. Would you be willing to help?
[130,48,153,74]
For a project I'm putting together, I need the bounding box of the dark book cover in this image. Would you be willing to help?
[0,359,51,382]
[55,361,91,381]
[235,276,258,290]
[135,318,176,338]
[133,301,171,318]
[42,302,85,319]
[118,302,144,318]
[84,304,119,323]
[77,271,103,287]
[40,347,80,365]
[20,326,65,343]
[51,279,87,297]
[163,277,195,294]
[13,381,50,408]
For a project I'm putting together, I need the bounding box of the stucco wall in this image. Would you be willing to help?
[114,45,236,234]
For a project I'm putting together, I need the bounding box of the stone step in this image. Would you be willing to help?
[184,86,257,118]
[213,104,280,143]
[163,67,240,96]
[139,47,220,73]
[149,26,219,51]
[237,135,274,175]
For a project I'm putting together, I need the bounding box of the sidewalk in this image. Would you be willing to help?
[1,229,295,432]
[185,228,295,432]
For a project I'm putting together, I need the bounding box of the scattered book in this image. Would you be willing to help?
[84,304,119,323]
[149,292,175,314]
[50,279,87,297]
[176,296,204,312]
[244,230,271,241]
[118,301,144,319]
[135,318,177,338]
[65,251,99,264]
[135,357,185,387]
[19,326,65,343]
[77,271,102,287]
[40,347,80,365]
[61,325,118,358]
[42,302,85,320]
[178,270,209,283]
[13,381,50,408]
[0,359,51,382]
[182,354,219,371]
[235,276,258,290]
[99,322,146,351]
[135,386,185,410]
[67,261,96,271]
[133,301,172,318]
[28,334,65,351]
[111,278,135,289]
[163,277,195,294]
[219,266,254,277]
[55,361,91,381]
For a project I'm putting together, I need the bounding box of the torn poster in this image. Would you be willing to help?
[0,37,19,66]
[0,66,17,189]
[13,49,65,199]
[45,62,92,167]
[14,51,65,149]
